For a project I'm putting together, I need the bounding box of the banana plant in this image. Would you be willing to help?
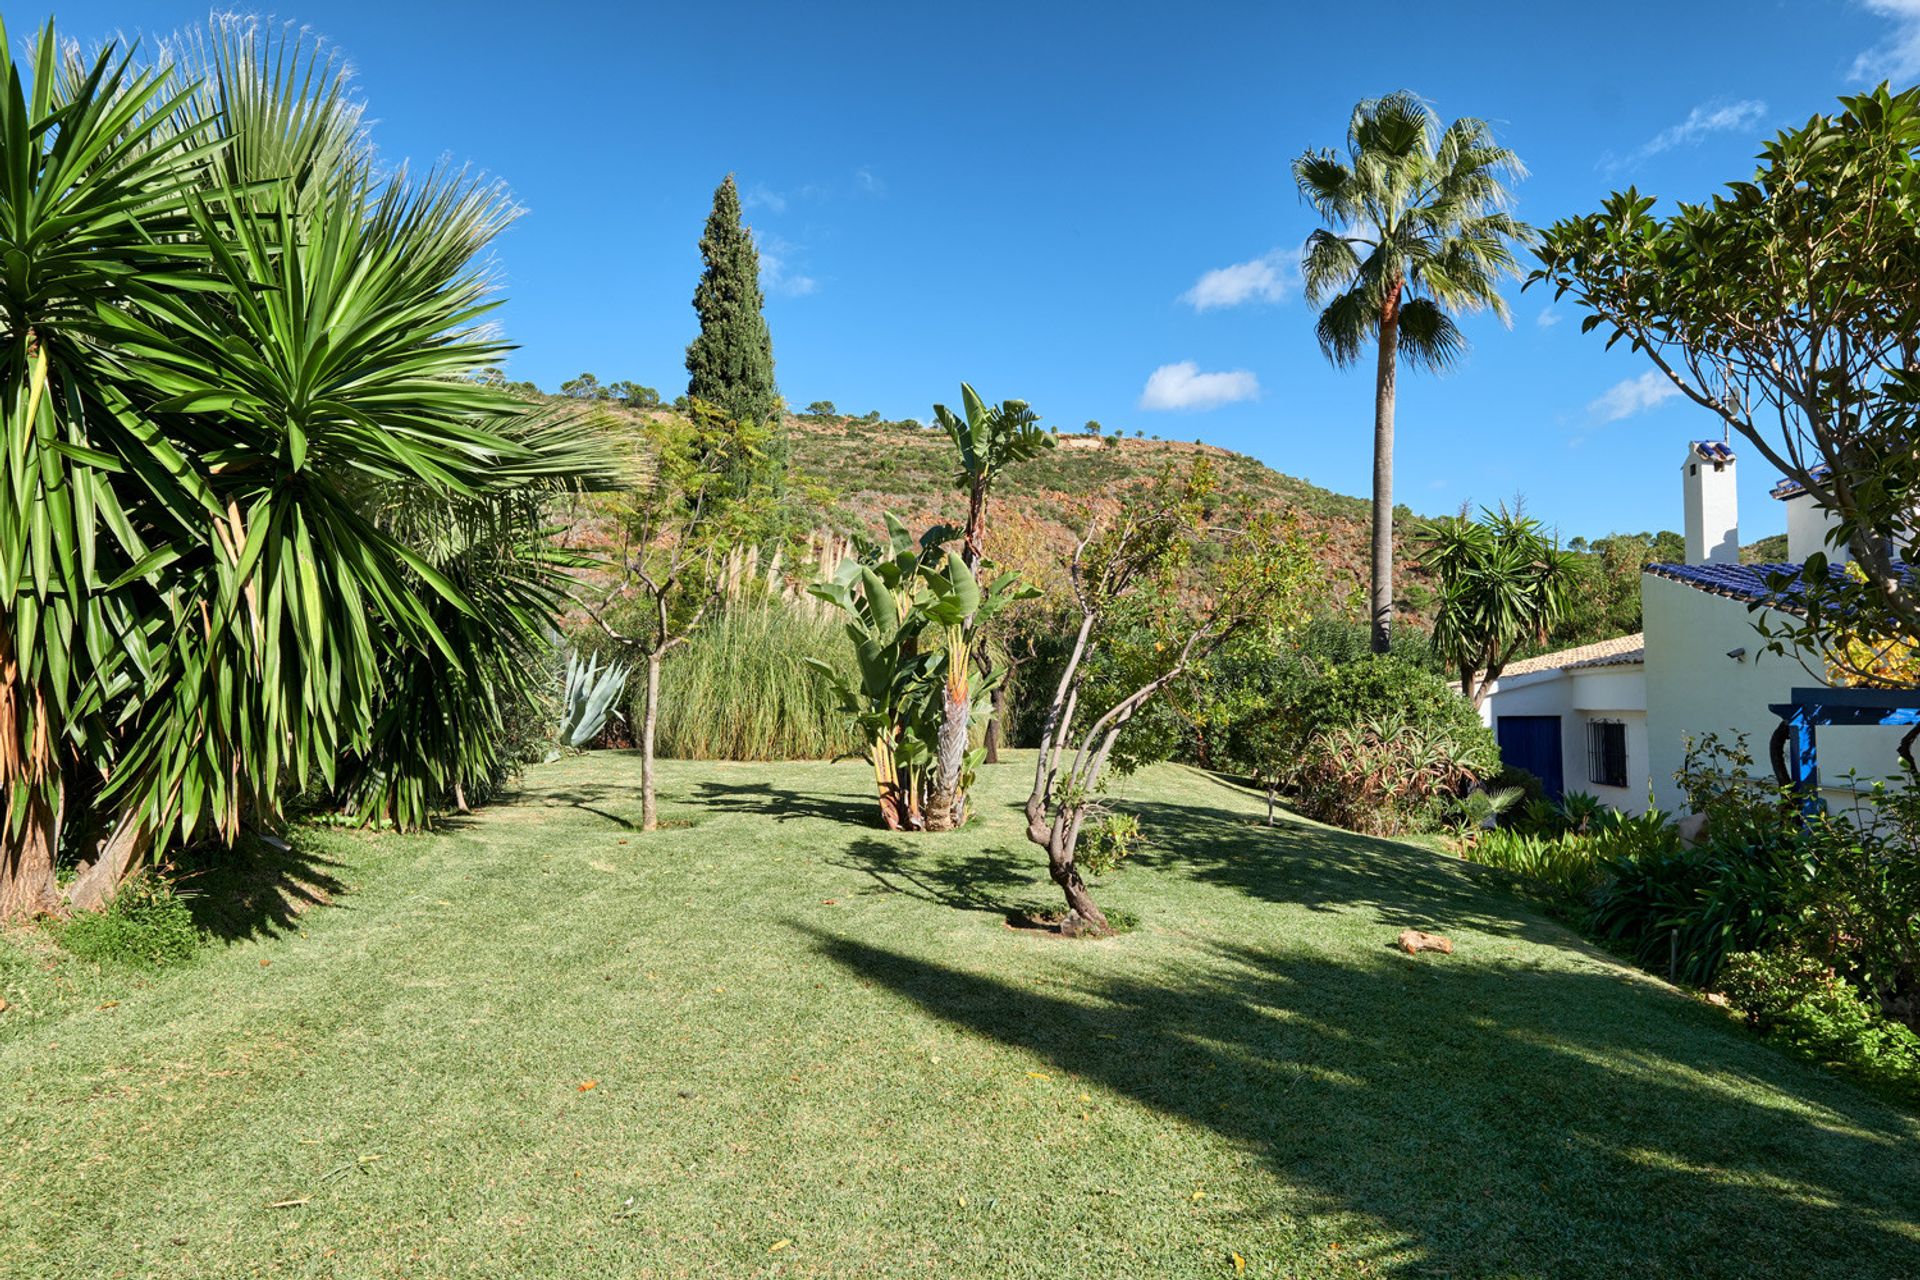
[931,384,1054,568]
[807,516,949,829]
[917,551,1034,829]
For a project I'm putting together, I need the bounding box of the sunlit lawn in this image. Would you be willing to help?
[2,752,1917,1278]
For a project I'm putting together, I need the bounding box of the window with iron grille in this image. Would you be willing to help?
[1587,720,1628,788]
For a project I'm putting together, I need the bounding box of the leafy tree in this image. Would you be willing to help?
[685,175,780,446]
[1530,84,1920,683]
[0,20,612,919]
[1419,508,1580,706]
[561,371,608,400]
[606,380,662,410]
[1023,463,1317,933]
[806,400,838,417]
[593,402,775,830]
[1084,420,1102,435]
[1296,91,1531,654]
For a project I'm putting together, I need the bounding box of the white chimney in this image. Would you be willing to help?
[1773,470,1843,564]
[1682,441,1738,565]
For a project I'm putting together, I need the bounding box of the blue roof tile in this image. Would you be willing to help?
[1645,560,1910,609]
[1770,463,1832,501]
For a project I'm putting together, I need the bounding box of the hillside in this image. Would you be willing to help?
[552,399,1443,622]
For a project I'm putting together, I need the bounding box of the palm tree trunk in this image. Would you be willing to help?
[641,652,662,832]
[0,787,60,922]
[1370,299,1401,654]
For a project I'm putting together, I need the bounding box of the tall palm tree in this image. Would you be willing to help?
[1295,92,1530,653]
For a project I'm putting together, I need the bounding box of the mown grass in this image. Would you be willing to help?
[2,754,1916,1278]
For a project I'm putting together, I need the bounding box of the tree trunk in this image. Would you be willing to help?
[0,787,60,923]
[1046,814,1111,936]
[1370,295,1401,654]
[983,684,1004,764]
[963,480,988,570]
[641,653,662,832]
[924,684,969,832]
[65,810,153,914]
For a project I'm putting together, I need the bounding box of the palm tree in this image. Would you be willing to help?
[0,19,614,919]
[1295,92,1531,653]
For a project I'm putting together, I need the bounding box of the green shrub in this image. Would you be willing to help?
[1288,655,1497,776]
[1719,949,1920,1099]
[1291,707,1492,836]
[648,603,862,761]
[52,876,203,969]
[1465,828,1611,904]
[1080,812,1143,878]
[1587,836,1797,987]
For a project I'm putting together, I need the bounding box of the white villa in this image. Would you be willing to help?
[1473,441,1912,814]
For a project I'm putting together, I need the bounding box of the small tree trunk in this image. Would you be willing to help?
[641,652,662,832]
[64,809,153,914]
[0,787,60,923]
[1047,812,1110,935]
[1370,294,1401,654]
[983,684,1004,765]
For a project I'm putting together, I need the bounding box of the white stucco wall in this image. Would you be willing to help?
[1477,665,1652,814]
[1640,572,1909,812]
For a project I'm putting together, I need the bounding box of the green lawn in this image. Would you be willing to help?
[3,753,1917,1278]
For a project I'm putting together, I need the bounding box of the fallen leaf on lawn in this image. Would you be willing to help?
[768,1239,791,1253]
[1026,1071,1052,1081]
[821,899,837,905]
[258,959,271,967]
[1191,1189,1206,1202]
[268,1199,310,1209]
[1232,1253,1246,1274]
[577,1080,598,1092]
[1079,1092,1091,1102]
[97,1001,118,1010]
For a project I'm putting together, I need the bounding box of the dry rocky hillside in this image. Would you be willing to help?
[550,399,1444,623]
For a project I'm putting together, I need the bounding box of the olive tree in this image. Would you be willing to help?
[1024,462,1317,934]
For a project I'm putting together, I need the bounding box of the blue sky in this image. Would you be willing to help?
[39,0,1920,539]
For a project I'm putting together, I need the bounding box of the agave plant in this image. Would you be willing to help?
[0,19,614,917]
[558,650,633,751]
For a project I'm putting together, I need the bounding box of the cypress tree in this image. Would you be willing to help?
[685,175,780,433]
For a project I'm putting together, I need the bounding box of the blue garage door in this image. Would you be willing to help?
[1496,715,1564,800]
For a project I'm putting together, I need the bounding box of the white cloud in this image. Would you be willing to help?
[855,166,886,196]
[1853,0,1920,79]
[1603,99,1767,172]
[1641,99,1768,156]
[1138,361,1260,412]
[756,233,817,298]
[1588,371,1680,422]
[1537,307,1562,329]
[741,182,787,213]
[1180,250,1299,311]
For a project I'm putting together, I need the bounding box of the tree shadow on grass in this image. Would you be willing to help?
[693,778,879,827]
[170,833,348,942]
[794,922,1920,1278]
[1126,794,1567,945]
[830,837,1043,916]
[532,786,641,830]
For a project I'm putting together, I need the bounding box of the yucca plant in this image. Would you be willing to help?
[0,19,613,918]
